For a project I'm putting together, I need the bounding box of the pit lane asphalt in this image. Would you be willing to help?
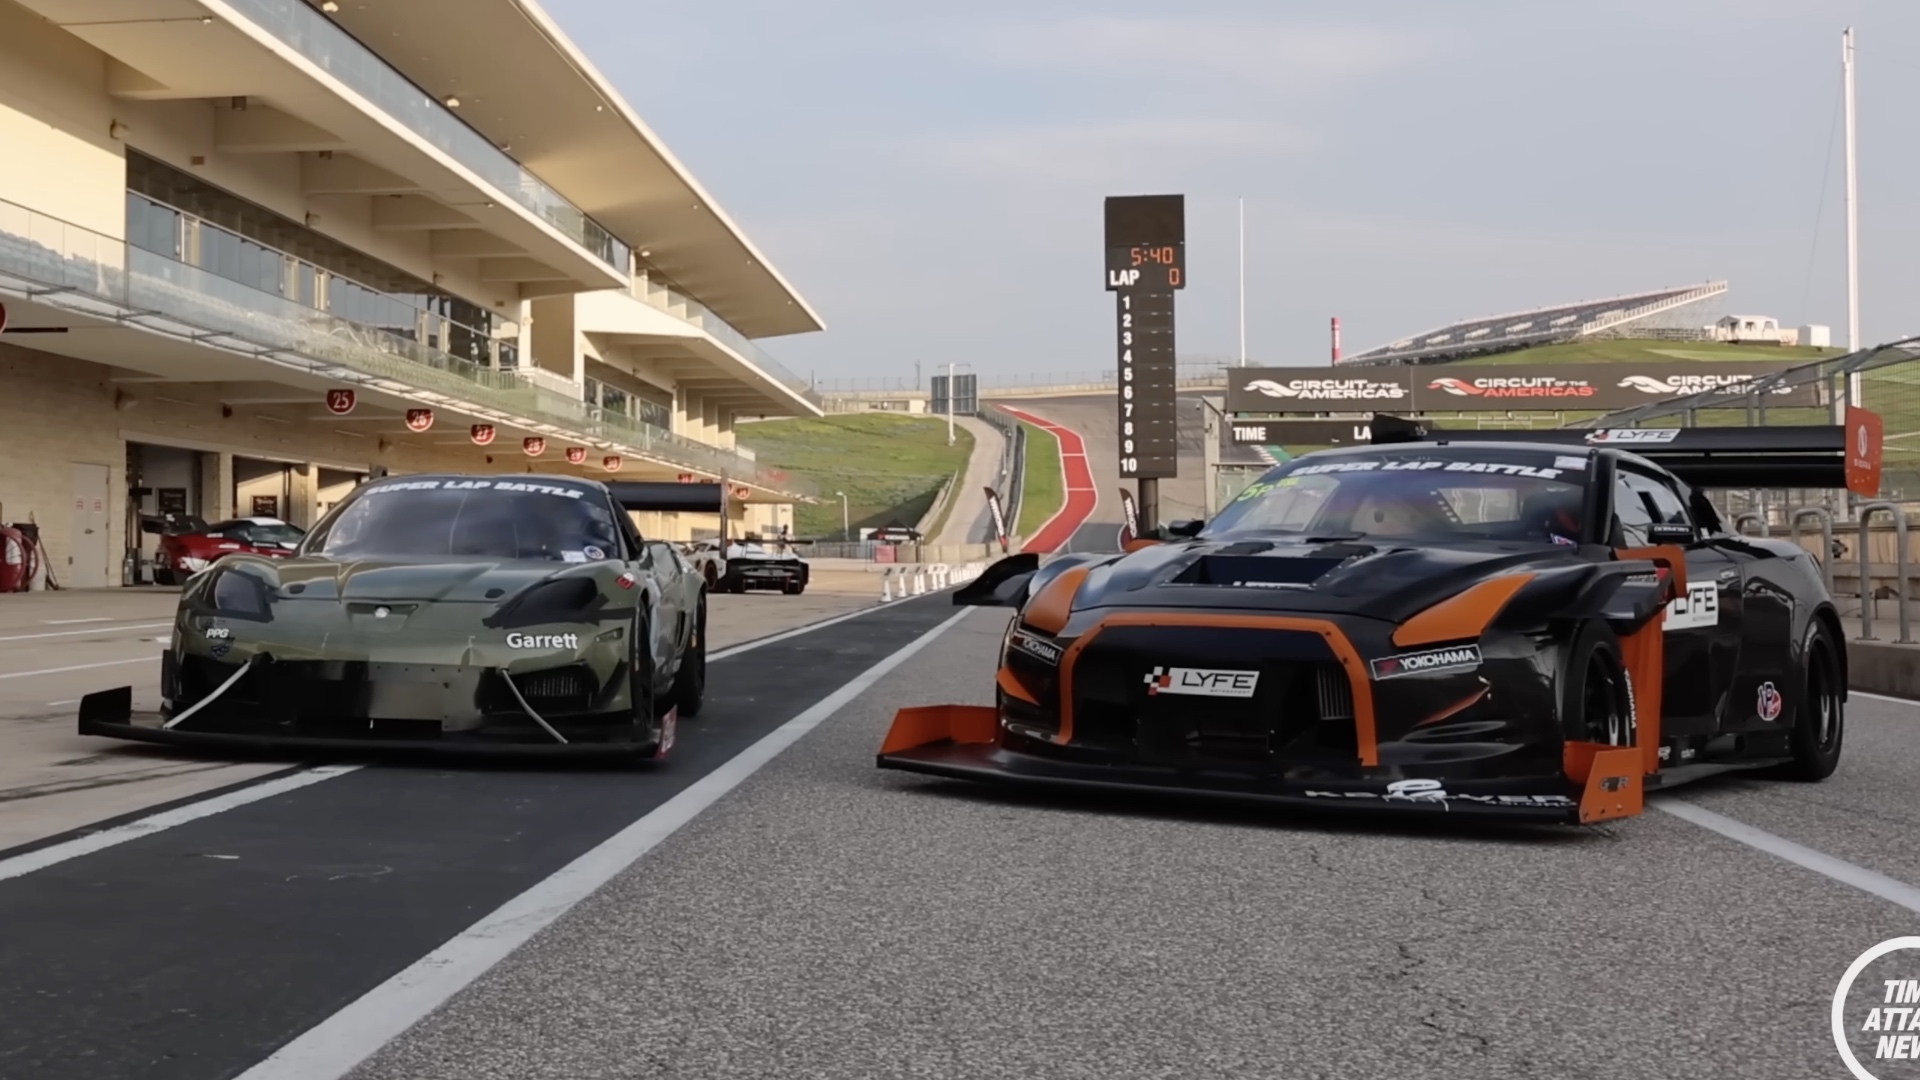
[336,610,1919,1080]
[0,591,962,1080]
[7,602,1920,1080]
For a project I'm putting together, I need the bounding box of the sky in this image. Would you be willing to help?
[544,0,1920,387]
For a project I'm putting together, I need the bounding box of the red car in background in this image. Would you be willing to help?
[153,516,306,586]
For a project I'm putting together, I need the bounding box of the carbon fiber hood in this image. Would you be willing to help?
[271,556,578,603]
[1070,536,1601,624]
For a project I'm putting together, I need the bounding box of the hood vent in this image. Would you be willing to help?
[1174,554,1350,589]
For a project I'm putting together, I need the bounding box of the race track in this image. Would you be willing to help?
[1,598,1918,1079]
[990,393,1213,554]
[998,405,1097,554]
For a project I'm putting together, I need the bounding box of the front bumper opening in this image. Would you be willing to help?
[151,652,642,745]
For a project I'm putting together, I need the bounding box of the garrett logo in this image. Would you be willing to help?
[506,632,580,649]
[1144,666,1260,698]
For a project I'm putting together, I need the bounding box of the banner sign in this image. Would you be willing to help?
[1226,361,1817,414]
[983,486,1010,554]
[1227,418,1380,448]
[1118,487,1139,548]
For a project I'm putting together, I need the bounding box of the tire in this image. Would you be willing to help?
[630,609,660,738]
[1559,619,1635,748]
[670,595,707,718]
[155,569,178,587]
[782,580,804,596]
[1763,619,1844,781]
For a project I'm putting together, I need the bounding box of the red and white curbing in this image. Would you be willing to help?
[879,561,985,602]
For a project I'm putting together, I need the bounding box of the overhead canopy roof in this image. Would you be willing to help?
[316,0,824,341]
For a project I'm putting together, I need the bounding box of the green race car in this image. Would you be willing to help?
[78,474,718,757]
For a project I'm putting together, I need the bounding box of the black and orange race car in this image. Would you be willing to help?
[877,413,1883,824]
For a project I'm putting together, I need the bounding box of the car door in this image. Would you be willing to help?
[1616,468,1743,741]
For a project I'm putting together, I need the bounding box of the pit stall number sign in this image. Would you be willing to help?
[1104,194,1183,481]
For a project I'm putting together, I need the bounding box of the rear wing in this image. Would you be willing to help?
[1368,409,1884,494]
[608,481,726,514]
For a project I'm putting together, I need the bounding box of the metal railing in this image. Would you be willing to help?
[0,196,813,498]
[1791,507,1836,596]
[1855,502,1912,643]
[220,0,628,273]
[628,272,821,409]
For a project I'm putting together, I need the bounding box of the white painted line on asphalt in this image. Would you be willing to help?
[1655,798,1920,914]
[43,617,112,625]
[0,657,156,681]
[0,765,363,884]
[0,622,170,644]
[46,699,79,707]
[0,601,941,884]
[231,606,977,1080]
[709,602,915,662]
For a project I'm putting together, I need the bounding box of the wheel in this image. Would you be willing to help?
[629,609,661,738]
[1763,619,1845,781]
[782,580,804,596]
[155,568,178,587]
[1559,619,1635,747]
[670,595,707,718]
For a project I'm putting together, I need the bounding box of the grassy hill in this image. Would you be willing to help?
[735,413,973,540]
[1016,421,1062,536]
[1453,339,1846,366]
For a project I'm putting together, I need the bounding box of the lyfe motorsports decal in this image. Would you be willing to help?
[1143,666,1259,699]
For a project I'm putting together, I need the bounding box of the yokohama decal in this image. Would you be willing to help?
[1370,644,1483,680]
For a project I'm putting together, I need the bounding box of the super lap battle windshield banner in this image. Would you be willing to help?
[1225,361,1819,414]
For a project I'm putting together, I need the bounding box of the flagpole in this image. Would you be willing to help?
[1237,196,1247,367]
[1843,26,1862,406]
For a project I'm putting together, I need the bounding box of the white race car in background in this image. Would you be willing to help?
[679,536,810,595]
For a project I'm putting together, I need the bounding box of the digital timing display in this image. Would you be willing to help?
[1105,195,1184,480]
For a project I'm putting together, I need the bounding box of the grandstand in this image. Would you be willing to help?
[1338,282,1729,367]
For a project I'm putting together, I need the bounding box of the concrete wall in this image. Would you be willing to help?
[0,2,126,236]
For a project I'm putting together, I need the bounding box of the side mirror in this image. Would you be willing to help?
[1165,519,1205,538]
[1646,523,1695,545]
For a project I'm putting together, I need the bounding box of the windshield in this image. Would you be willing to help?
[1204,448,1590,545]
[310,478,620,562]
[213,521,305,546]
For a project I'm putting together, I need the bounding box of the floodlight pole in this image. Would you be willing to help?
[1843,26,1863,407]
[1238,196,1247,367]
[946,362,956,446]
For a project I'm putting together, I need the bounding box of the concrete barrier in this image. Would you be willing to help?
[1846,639,1920,700]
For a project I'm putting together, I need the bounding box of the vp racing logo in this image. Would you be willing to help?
[1833,937,1920,1077]
[1242,378,1406,401]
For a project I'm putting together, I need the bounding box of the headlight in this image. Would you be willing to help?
[485,576,605,629]
[208,567,273,620]
[180,556,209,571]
